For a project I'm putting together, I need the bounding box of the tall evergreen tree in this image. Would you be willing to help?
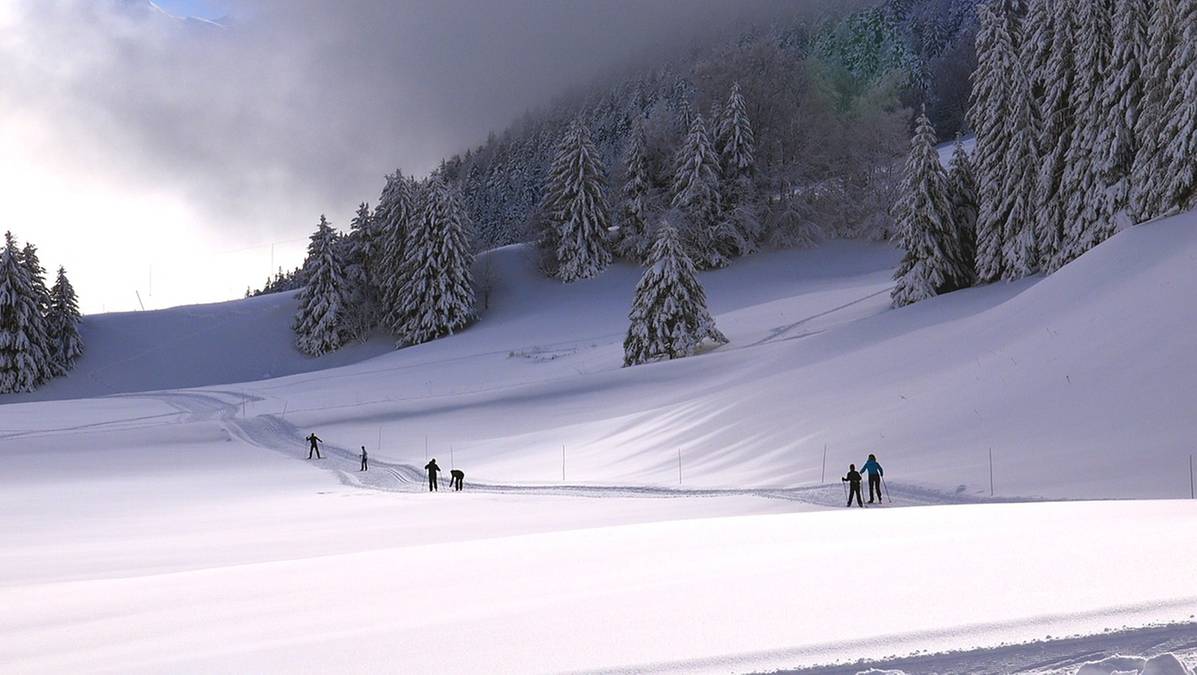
[1131,0,1181,221]
[892,111,961,308]
[999,56,1040,280]
[19,243,53,383]
[293,216,352,357]
[1032,0,1077,269]
[46,266,83,377]
[969,3,1018,282]
[671,114,739,269]
[343,201,378,340]
[1100,0,1150,226]
[946,135,978,285]
[716,82,761,251]
[617,122,653,263]
[393,178,476,347]
[0,232,48,392]
[375,170,417,326]
[543,119,612,282]
[716,82,755,184]
[1057,0,1115,268]
[623,221,727,367]
[1156,0,1197,215]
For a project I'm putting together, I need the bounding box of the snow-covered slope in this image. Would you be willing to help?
[2,213,1196,674]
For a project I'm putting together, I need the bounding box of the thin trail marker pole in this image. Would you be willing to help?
[377,427,382,453]
[281,401,288,418]
[450,445,455,470]
[821,443,827,484]
[425,435,428,462]
[1190,454,1194,499]
[989,448,994,497]
[562,444,566,481]
[678,448,683,486]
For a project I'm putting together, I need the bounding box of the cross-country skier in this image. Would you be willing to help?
[306,433,323,459]
[842,464,863,507]
[360,446,368,472]
[425,458,442,491]
[450,469,464,491]
[861,453,884,503]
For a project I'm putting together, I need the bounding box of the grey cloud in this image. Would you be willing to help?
[3,0,795,240]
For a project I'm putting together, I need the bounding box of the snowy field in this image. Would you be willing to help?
[2,214,1197,673]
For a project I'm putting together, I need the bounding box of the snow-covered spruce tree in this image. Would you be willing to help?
[1131,0,1181,222]
[46,266,83,377]
[1031,0,1077,269]
[1099,0,1150,227]
[946,135,978,285]
[0,232,48,392]
[392,178,476,347]
[18,242,54,383]
[543,119,612,282]
[1057,0,1115,269]
[293,216,353,357]
[998,56,1040,281]
[1155,0,1197,215]
[715,82,761,251]
[968,3,1017,283]
[374,170,417,329]
[623,220,727,367]
[671,114,740,269]
[342,202,378,340]
[891,111,961,308]
[616,121,653,263]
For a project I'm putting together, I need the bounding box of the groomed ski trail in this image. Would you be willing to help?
[124,388,1028,508]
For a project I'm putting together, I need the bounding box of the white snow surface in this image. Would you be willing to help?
[2,212,1197,673]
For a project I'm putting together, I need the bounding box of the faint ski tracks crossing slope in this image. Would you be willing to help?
[124,388,1011,508]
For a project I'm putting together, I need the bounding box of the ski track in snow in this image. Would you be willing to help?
[108,388,1032,509]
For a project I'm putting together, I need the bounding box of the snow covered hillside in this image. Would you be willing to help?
[2,213,1196,673]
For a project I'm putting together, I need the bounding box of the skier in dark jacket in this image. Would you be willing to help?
[861,453,884,503]
[306,433,323,459]
[450,469,465,491]
[360,446,368,472]
[425,458,442,491]
[842,464,864,507]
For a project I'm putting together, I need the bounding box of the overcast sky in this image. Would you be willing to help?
[0,0,785,313]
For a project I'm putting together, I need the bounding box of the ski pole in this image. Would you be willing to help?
[882,475,891,504]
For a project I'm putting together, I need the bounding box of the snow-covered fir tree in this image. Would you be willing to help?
[715,82,761,251]
[374,170,417,329]
[343,202,380,340]
[1057,0,1114,268]
[0,232,48,392]
[46,266,83,377]
[392,178,476,347]
[623,221,727,367]
[1030,0,1076,268]
[616,122,653,263]
[946,135,978,285]
[998,54,1040,281]
[1099,0,1150,227]
[891,110,962,308]
[671,114,740,269]
[1131,0,1181,221]
[18,242,54,383]
[543,119,612,282]
[716,82,755,184]
[293,216,353,357]
[1155,0,1197,215]
[968,3,1017,283]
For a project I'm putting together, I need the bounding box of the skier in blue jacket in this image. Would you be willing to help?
[861,453,884,503]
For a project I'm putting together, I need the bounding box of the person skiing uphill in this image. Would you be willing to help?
[842,464,864,507]
[450,469,465,491]
[425,458,442,492]
[360,446,368,472]
[306,433,323,459]
[861,453,884,503]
